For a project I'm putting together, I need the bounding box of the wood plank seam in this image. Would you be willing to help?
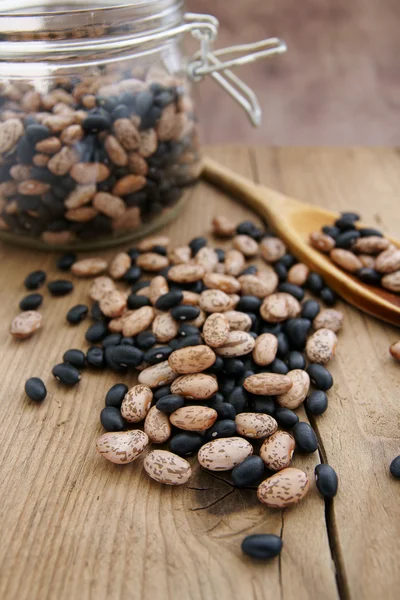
[249,146,343,600]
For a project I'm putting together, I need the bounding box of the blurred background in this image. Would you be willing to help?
[186,0,400,145]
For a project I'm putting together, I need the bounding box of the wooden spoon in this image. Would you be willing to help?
[202,156,400,327]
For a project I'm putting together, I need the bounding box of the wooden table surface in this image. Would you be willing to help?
[1,147,399,600]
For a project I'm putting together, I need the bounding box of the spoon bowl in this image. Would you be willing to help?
[202,156,400,326]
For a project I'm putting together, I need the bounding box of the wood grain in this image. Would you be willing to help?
[0,147,399,600]
[186,0,400,145]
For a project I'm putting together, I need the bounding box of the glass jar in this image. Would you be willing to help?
[0,1,286,250]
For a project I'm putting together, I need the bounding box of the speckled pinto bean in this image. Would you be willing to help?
[96,430,149,464]
[202,313,230,348]
[169,406,218,431]
[89,276,116,301]
[213,331,255,357]
[144,406,171,444]
[199,289,232,313]
[11,310,43,339]
[138,361,177,388]
[260,431,296,471]
[235,413,278,439]
[170,373,218,399]
[198,437,253,471]
[168,345,216,374]
[243,373,293,396]
[306,328,337,364]
[121,384,153,423]
[257,468,310,508]
[276,369,310,410]
[144,450,192,485]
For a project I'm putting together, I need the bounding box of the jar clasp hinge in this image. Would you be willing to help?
[184,13,287,127]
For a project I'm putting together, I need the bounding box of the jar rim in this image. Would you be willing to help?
[0,1,165,18]
[0,0,183,46]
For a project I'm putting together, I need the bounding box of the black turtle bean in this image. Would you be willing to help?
[269,358,289,375]
[306,272,324,294]
[241,534,282,560]
[287,351,306,371]
[320,287,337,306]
[19,293,43,311]
[293,422,318,453]
[26,123,51,143]
[301,299,320,320]
[52,363,81,386]
[144,346,173,364]
[131,280,151,293]
[279,254,297,269]
[306,363,334,390]
[335,230,360,249]
[219,376,235,399]
[169,432,204,456]
[274,406,299,428]
[227,386,248,413]
[276,333,290,359]
[127,294,151,309]
[178,324,201,338]
[63,349,86,369]
[189,236,207,255]
[102,333,122,348]
[91,301,106,321]
[24,270,46,290]
[156,394,184,413]
[273,262,288,282]
[136,331,156,350]
[56,253,76,271]
[207,355,225,374]
[105,383,128,408]
[67,304,88,325]
[100,406,127,432]
[358,227,383,238]
[47,280,74,296]
[315,464,338,498]
[205,419,237,441]
[322,225,340,239]
[260,323,282,335]
[153,385,171,401]
[223,358,245,376]
[120,336,135,346]
[104,346,127,373]
[356,268,382,286]
[123,266,142,284]
[278,282,304,301]
[215,248,225,262]
[108,345,143,367]
[82,113,111,132]
[251,397,276,416]
[240,265,258,276]
[306,390,328,415]
[170,305,200,321]
[285,318,311,350]
[232,456,265,488]
[155,290,184,310]
[335,217,357,231]
[85,321,108,343]
[236,295,262,314]
[389,456,400,478]
[172,334,202,350]
[25,377,47,402]
[341,211,360,221]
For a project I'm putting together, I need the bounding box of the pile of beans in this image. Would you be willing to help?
[309,211,400,293]
[0,66,200,245]
[13,215,399,561]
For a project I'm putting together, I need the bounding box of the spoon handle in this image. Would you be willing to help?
[202,156,277,224]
